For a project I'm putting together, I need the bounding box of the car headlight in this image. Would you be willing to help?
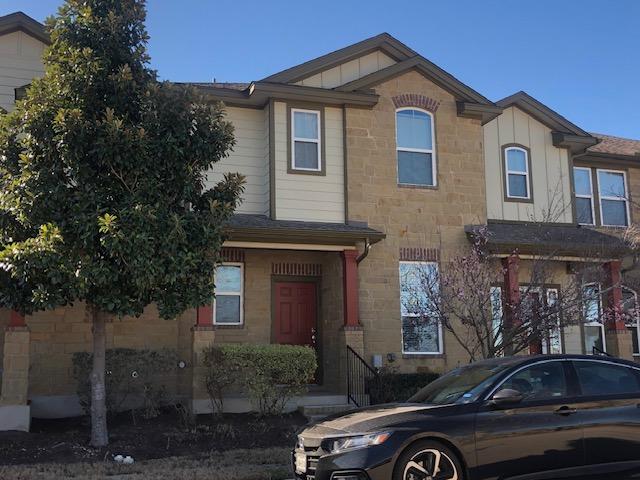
[324,432,391,453]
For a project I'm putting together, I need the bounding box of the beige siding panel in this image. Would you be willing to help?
[378,51,396,69]
[483,106,573,223]
[300,72,322,88]
[484,120,504,219]
[274,103,345,222]
[206,106,269,215]
[0,31,45,112]
[295,50,397,89]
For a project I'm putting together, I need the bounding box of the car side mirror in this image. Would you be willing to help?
[488,388,524,407]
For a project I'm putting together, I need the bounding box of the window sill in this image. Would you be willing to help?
[287,167,325,176]
[504,196,534,204]
[398,183,438,190]
[213,324,244,330]
[402,353,445,359]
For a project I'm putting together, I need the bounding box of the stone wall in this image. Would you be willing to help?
[346,70,487,374]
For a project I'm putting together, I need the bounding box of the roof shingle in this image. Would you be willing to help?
[589,133,640,157]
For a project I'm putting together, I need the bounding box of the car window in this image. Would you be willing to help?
[501,361,567,402]
[573,361,640,397]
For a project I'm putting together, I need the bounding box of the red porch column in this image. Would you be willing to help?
[603,260,625,331]
[196,304,213,327]
[9,310,26,328]
[341,250,360,327]
[502,254,520,329]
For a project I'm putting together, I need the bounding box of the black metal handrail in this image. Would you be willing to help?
[346,345,378,407]
[592,346,612,357]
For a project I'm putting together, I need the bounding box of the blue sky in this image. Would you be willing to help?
[4,0,640,138]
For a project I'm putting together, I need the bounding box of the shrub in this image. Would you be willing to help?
[368,371,440,404]
[72,348,178,417]
[201,344,317,416]
[202,346,243,415]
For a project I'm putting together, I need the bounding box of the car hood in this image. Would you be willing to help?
[300,403,451,443]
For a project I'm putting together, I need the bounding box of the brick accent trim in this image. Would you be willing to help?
[221,248,244,263]
[399,247,439,262]
[392,93,440,112]
[271,263,322,276]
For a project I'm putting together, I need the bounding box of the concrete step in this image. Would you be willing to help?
[300,403,355,422]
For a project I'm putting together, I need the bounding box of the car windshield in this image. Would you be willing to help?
[408,361,514,405]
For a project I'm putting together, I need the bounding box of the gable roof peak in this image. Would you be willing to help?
[261,32,417,85]
[496,90,590,138]
[0,11,49,45]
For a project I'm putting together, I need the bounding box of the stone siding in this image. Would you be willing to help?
[346,70,487,374]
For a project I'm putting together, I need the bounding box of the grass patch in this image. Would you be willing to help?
[0,447,292,480]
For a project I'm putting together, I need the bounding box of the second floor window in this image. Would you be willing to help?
[574,167,595,225]
[573,167,629,227]
[396,108,436,186]
[598,169,628,227]
[291,109,321,171]
[504,146,531,200]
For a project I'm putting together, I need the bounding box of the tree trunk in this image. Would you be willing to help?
[90,305,109,447]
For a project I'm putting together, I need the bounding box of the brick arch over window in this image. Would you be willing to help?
[392,94,440,113]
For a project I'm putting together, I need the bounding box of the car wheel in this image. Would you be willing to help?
[393,440,464,480]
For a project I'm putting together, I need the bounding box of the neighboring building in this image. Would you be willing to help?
[0,12,638,429]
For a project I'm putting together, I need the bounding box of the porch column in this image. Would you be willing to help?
[502,254,526,355]
[340,250,365,395]
[191,305,215,414]
[0,310,31,432]
[602,260,633,359]
[341,249,360,327]
[502,254,520,327]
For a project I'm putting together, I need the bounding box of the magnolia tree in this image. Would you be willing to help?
[401,228,621,361]
[0,0,243,446]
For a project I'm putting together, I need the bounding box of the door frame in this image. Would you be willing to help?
[271,275,322,383]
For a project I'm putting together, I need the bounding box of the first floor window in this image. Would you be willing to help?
[543,288,562,354]
[622,286,640,356]
[214,263,243,325]
[400,261,442,354]
[490,286,503,353]
[583,283,605,354]
[291,108,321,171]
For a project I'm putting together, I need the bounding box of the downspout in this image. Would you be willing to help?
[356,238,371,264]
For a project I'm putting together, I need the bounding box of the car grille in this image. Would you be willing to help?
[294,446,322,480]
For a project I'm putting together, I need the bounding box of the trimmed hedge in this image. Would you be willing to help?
[369,372,440,404]
[202,344,317,416]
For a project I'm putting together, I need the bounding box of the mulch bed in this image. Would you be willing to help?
[0,408,307,466]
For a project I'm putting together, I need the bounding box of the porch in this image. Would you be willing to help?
[0,215,385,428]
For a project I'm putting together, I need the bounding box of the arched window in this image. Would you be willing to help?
[503,145,531,200]
[396,108,436,186]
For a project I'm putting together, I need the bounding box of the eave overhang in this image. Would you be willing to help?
[223,215,386,246]
[575,151,640,169]
[552,132,599,154]
[457,102,504,125]
[192,81,379,108]
[465,222,630,259]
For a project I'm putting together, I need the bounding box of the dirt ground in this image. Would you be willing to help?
[0,409,306,468]
[0,447,292,479]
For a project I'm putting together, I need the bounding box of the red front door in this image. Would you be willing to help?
[274,282,317,346]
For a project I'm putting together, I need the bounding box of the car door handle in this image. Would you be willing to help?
[554,406,577,416]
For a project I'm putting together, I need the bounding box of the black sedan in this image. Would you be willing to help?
[293,354,640,480]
